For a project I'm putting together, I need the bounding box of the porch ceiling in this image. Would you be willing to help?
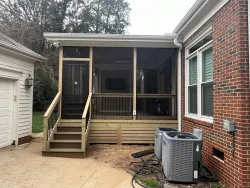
[44,33,182,48]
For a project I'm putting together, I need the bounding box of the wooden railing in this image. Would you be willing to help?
[91,93,133,119]
[136,94,176,120]
[81,93,92,152]
[43,92,62,150]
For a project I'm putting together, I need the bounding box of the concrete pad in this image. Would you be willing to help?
[0,142,132,188]
[0,142,211,188]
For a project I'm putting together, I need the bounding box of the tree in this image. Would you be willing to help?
[0,0,131,111]
[66,0,131,33]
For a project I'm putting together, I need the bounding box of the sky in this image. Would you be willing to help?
[128,0,197,35]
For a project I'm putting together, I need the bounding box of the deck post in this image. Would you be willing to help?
[58,47,63,118]
[82,120,86,151]
[89,47,93,119]
[89,47,93,94]
[117,126,122,145]
[133,48,137,120]
[43,117,48,150]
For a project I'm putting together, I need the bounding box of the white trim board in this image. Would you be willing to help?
[0,67,22,79]
[174,0,229,42]
[44,33,181,48]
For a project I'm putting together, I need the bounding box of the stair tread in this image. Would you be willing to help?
[60,119,82,123]
[57,125,82,127]
[55,132,82,135]
[50,140,81,143]
[43,148,83,153]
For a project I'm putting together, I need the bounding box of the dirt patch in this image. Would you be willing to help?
[32,136,43,143]
[86,144,153,171]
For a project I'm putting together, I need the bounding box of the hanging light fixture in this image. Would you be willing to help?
[25,74,33,88]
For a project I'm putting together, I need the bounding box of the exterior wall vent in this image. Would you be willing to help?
[213,148,224,161]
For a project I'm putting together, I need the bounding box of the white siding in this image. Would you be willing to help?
[0,51,34,139]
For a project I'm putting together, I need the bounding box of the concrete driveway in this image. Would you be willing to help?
[0,142,132,188]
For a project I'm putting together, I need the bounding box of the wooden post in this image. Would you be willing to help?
[117,126,122,145]
[58,47,63,117]
[89,47,93,119]
[89,47,93,93]
[82,120,86,151]
[43,117,48,150]
[133,48,137,120]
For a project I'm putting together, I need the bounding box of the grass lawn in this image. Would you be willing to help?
[32,112,44,133]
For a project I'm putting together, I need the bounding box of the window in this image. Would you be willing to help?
[188,34,212,54]
[188,56,197,114]
[186,32,213,122]
[63,47,89,58]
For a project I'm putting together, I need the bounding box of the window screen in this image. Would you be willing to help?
[63,47,90,58]
[202,48,213,116]
[188,56,197,114]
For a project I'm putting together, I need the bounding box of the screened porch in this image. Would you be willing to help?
[61,46,178,120]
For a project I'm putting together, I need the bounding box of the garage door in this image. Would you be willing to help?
[0,78,14,148]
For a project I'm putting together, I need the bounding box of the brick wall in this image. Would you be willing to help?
[18,135,32,145]
[181,0,250,187]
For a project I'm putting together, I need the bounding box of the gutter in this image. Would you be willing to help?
[173,0,206,34]
[173,38,183,131]
[0,41,46,62]
[44,32,178,40]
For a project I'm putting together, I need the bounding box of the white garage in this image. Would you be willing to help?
[0,32,45,148]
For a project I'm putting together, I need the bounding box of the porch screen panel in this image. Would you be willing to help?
[188,56,197,114]
[62,61,89,119]
[63,47,90,58]
[202,48,213,116]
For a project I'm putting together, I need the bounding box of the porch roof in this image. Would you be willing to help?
[44,33,182,48]
[0,32,46,62]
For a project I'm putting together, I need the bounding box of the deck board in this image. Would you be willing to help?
[89,119,178,144]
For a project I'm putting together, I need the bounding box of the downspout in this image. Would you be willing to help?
[174,38,183,131]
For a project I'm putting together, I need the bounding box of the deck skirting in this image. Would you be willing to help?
[89,120,178,144]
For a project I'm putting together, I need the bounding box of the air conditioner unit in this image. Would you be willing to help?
[154,128,178,160]
[162,132,202,183]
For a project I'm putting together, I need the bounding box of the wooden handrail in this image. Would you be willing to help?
[92,93,175,98]
[44,92,62,118]
[43,92,61,151]
[82,93,92,119]
[137,94,176,98]
[92,93,132,98]
[81,93,92,152]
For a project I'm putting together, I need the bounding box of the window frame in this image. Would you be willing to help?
[185,36,213,123]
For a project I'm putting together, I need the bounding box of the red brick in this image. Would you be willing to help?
[181,1,250,187]
[18,135,32,145]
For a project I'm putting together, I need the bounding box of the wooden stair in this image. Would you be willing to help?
[42,120,85,158]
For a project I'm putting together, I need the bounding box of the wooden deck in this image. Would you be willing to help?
[89,119,178,144]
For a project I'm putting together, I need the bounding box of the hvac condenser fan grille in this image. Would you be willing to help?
[171,140,193,182]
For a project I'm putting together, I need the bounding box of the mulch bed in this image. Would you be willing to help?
[86,144,153,171]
